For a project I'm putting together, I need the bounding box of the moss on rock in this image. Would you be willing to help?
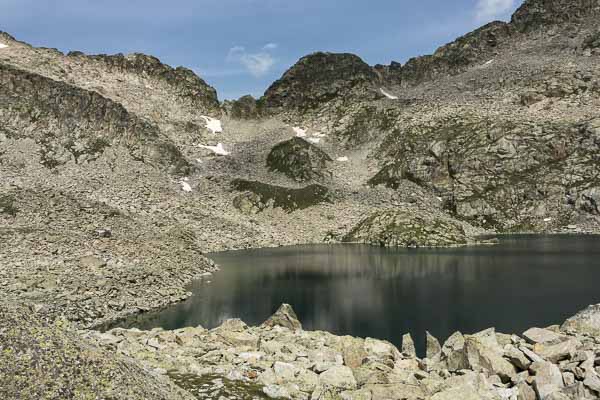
[343,209,469,248]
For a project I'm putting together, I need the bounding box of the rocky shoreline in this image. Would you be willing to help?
[82,302,600,400]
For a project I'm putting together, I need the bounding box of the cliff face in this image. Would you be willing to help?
[0,63,190,173]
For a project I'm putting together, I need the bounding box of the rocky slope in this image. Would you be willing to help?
[259,0,600,234]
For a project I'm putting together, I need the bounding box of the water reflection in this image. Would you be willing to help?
[121,235,600,355]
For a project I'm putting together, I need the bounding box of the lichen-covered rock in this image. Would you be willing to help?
[267,137,332,182]
[233,192,267,215]
[343,209,470,248]
[0,304,194,400]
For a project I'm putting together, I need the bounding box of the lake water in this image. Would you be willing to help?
[119,235,600,355]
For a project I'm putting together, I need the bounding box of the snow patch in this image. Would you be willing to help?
[483,59,494,66]
[293,127,307,137]
[0,43,8,49]
[380,88,398,100]
[199,143,230,156]
[543,217,553,222]
[312,132,327,138]
[201,116,223,134]
[336,156,349,162]
[180,178,192,192]
[307,138,321,144]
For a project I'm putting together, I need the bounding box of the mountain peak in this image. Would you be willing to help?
[511,0,600,31]
[262,52,380,113]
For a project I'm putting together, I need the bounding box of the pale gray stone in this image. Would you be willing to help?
[401,333,417,358]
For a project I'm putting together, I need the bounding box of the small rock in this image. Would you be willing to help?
[263,384,290,399]
[402,333,417,358]
[262,304,303,331]
[426,331,442,360]
[319,366,357,390]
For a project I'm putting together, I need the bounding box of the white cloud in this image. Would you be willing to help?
[474,0,516,22]
[262,43,278,50]
[226,44,277,77]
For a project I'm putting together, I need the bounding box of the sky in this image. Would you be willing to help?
[0,0,521,100]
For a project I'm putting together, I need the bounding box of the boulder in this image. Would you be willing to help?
[441,332,469,372]
[232,192,267,215]
[430,385,485,400]
[533,338,581,363]
[530,361,564,400]
[262,304,303,331]
[464,335,517,383]
[402,333,417,358]
[364,383,426,400]
[505,346,532,370]
[517,381,536,400]
[523,328,568,345]
[263,384,291,399]
[343,209,469,248]
[426,331,442,360]
[561,304,600,338]
[364,338,401,362]
[266,137,332,182]
[318,366,357,390]
[583,371,600,393]
[341,337,367,369]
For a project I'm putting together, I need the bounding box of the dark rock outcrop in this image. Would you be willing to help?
[226,95,261,119]
[398,21,512,87]
[266,137,332,182]
[511,0,600,32]
[231,179,332,212]
[262,52,380,113]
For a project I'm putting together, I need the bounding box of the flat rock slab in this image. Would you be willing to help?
[523,327,569,345]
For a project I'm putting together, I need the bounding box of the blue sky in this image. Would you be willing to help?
[1,0,521,100]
